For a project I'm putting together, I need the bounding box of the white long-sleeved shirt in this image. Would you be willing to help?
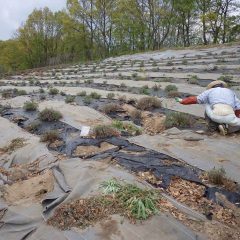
[197,87,240,110]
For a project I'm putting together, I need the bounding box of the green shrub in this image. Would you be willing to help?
[165,84,178,92]
[106,93,115,99]
[102,103,119,114]
[164,112,193,128]
[167,91,181,98]
[17,89,27,96]
[49,88,59,95]
[39,108,62,122]
[89,92,101,99]
[136,97,161,110]
[93,125,120,138]
[188,75,198,84]
[207,167,226,185]
[26,122,40,132]
[40,130,60,143]
[83,96,92,104]
[65,95,75,103]
[23,101,38,111]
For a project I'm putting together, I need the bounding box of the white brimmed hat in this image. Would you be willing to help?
[207,80,227,89]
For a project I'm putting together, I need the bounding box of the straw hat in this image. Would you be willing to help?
[207,80,228,89]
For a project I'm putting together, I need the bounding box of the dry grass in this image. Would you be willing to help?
[136,97,161,110]
[40,130,60,143]
[101,103,120,114]
[92,125,120,138]
[39,108,62,122]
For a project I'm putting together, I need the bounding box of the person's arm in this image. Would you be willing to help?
[177,90,210,105]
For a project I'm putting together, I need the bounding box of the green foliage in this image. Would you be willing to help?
[207,167,226,185]
[40,130,60,143]
[165,85,178,92]
[23,101,38,111]
[136,97,162,110]
[49,88,59,95]
[83,96,92,104]
[101,179,160,220]
[39,108,62,122]
[164,112,194,128]
[89,92,101,99]
[93,125,120,138]
[101,103,119,114]
[106,93,115,99]
[65,95,75,103]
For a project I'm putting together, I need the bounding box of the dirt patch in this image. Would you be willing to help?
[3,170,54,205]
[142,112,166,135]
[73,142,116,158]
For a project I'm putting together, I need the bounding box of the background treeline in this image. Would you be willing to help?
[0,0,240,74]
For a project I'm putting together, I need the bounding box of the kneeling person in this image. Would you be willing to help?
[176,80,240,135]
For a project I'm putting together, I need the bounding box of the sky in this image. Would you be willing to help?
[0,0,66,40]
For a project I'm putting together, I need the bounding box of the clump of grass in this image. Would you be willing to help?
[106,93,115,100]
[188,75,199,84]
[65,95,75,103]
[40,130,60,143]
[26,122,40,132]
[139,87,150,95]
[131,73,138,79]
[39,108,62,122]
[2,138,26,153]
[83,96,92,104]
[100,179,121,194]
[23,101,38,111]
[164,112,193,128]
[77,91,87,97]
[101,103,119,114]
[167,91,181,98]
[218,75,233,82]
[17,89,27,96]
[89,92,101,99]
[207,167,226,185]
[112,120,142,136]
[165,84,178,93]
[49,88,59,95]
[84,79,94,84]
[39,88,45,93]
[136,97,161,110]
[93,125,120,138]
[166,61,174,66]
[182,59,188,65]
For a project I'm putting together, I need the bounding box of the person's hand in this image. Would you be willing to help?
[175,97,182,103]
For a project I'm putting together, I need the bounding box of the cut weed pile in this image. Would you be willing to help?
[48,179,161,230]
[167,178,239,227]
